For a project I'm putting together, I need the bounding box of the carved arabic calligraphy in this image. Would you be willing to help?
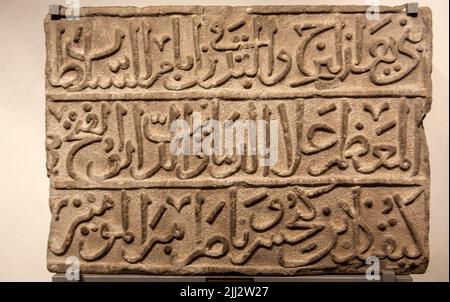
[46,10,430,93]
[45,5,432,275]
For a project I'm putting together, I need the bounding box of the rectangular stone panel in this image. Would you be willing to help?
[45,5,432,275]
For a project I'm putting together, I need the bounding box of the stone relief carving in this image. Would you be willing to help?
[45,5,432,275]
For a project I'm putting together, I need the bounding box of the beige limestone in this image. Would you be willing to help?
[45,5,432,275]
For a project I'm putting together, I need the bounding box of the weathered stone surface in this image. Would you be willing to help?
[45,5,432,275]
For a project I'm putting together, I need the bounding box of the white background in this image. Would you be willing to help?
[0,0,448,281]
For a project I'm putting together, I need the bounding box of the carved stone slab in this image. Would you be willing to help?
[45,5,432,275]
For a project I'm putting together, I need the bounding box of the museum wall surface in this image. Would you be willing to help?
[0,0,448,281]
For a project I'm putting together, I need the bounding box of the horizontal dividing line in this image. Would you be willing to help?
[61,6,203,18]
[47,89,430,101]
[52,177,427,190]
[45,261,383,275]
[247,5,406,15]
[50,5,408,19]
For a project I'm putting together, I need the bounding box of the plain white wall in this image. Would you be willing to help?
[0,0,447,281]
